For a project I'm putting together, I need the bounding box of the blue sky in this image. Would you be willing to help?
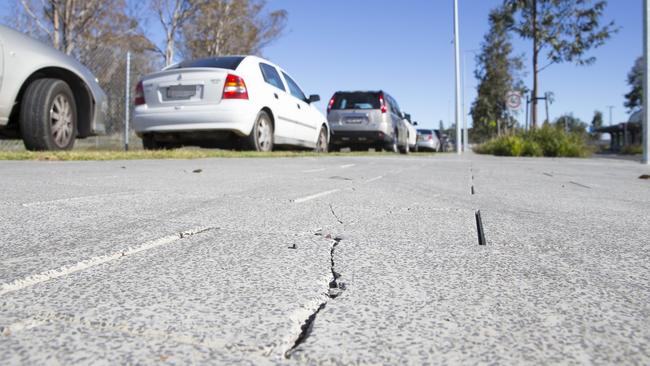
[1,1,642,129]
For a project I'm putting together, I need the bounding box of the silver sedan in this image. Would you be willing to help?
[0,25,107,150]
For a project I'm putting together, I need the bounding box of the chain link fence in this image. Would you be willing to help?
[1,45,156,151]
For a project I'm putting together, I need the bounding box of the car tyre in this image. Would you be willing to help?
[247,111,273,152]
[387,130,399,153]
[20,78,77,151]
[315,126,329,153]
[399,135,410,154]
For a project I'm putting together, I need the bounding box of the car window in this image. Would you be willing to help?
[259,63,286,91]
[331,92,381,110]
[172,56,245,70]
[417,129,432,135]
[282,72,307,101]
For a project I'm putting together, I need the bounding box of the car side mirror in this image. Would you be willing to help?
[308,94,320,103]
[413,121,418,126]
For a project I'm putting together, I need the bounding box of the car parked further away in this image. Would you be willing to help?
[327,91,409,153]
[402,113,418,153]
[133,56,329,152]
[415,129,441,152]
[0,25,107,150]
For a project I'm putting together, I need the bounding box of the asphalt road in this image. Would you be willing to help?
[1,154,649,365]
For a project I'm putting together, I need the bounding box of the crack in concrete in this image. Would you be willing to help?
[329,204,344,224]
[285,235,345,358]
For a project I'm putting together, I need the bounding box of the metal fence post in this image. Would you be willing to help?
[125,51,131,152]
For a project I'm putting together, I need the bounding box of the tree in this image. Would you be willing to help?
[470,7,525,142]
[151,0,199,66]
[17,0,123,55]
[591,110,603,139]
[554,113,587,134]
[504,0,616,128]
[182,0,287,59]
[624,56,643,112]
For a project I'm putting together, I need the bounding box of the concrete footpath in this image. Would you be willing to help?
[0,154,648,364]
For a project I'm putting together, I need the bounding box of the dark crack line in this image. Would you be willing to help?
[284,303,327,358]
[475,210,486,246]
[329,204,343,224]
[285,236,344,358]
[569,181,591,189]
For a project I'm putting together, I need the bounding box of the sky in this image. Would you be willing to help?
[0,0,643,130]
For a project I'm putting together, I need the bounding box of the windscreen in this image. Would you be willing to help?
[331,92,380,110]
[171,56,245,70]
[417,129,432,135]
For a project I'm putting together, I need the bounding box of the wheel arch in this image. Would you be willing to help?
[10,67,94,138]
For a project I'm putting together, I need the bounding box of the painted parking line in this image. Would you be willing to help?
[340,164,355,169]
[21,191,152,208]
[301,168,326,173]
[292,189,340,203]
[0,227,214,297]
[365,176,383,183]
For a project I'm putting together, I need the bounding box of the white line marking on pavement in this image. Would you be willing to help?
[0,227,214,297]
[21,191,150,208]
[340,164,355,169]
[365,176,383,183]
[301,168,326,173]
[293,189,340,203]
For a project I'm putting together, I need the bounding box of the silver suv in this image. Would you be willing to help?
[327,91,409,153]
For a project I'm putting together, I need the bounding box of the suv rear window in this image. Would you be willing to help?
[417,129,432,135]
[331,92,380,110]
[171,56,245,70]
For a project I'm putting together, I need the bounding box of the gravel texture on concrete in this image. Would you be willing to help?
[1,154,649,364]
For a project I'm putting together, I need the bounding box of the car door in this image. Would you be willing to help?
[390,96,408,146]
[281,71,317,144]
[258,62,293,140]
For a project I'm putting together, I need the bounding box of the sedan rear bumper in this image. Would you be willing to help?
[133,104,257,137]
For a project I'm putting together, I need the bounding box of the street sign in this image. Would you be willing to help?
[506,91,522,110]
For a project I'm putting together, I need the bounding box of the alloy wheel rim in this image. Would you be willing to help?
[50,94,73,148]
[318,130,327,151]
[258,117,271,151]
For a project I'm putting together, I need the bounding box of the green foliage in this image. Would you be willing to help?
[624,56,643,112]
[471,6,524,143]
[553,114,588,134]
[620,145,643,155]
[475,125,591,157]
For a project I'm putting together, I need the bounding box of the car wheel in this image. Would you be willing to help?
[399,140,410,154]
[19,78,77,151]
[315,126,329,153]
[387,130,399,153]
[247,111,273,152]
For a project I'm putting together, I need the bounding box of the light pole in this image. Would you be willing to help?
[454,0,462,154]
[462,49,478,151]
[641,0,650,165]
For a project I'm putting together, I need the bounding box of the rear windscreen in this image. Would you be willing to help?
[417,129,432,135]
[171,56,245,70]
[331,93,380,110]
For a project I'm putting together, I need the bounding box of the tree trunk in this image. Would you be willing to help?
[53,2,61,51]
[531,0,538,129]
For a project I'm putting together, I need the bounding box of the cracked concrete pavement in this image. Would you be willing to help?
[0,154,649,364]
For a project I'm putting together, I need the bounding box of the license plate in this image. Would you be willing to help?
[346,118,363,124]
[167,85,196,99]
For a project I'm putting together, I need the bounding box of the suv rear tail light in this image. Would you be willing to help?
[379,93,387,113]
[327,96,335,112]
[223,74,249,99]
[134,81,145,106]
